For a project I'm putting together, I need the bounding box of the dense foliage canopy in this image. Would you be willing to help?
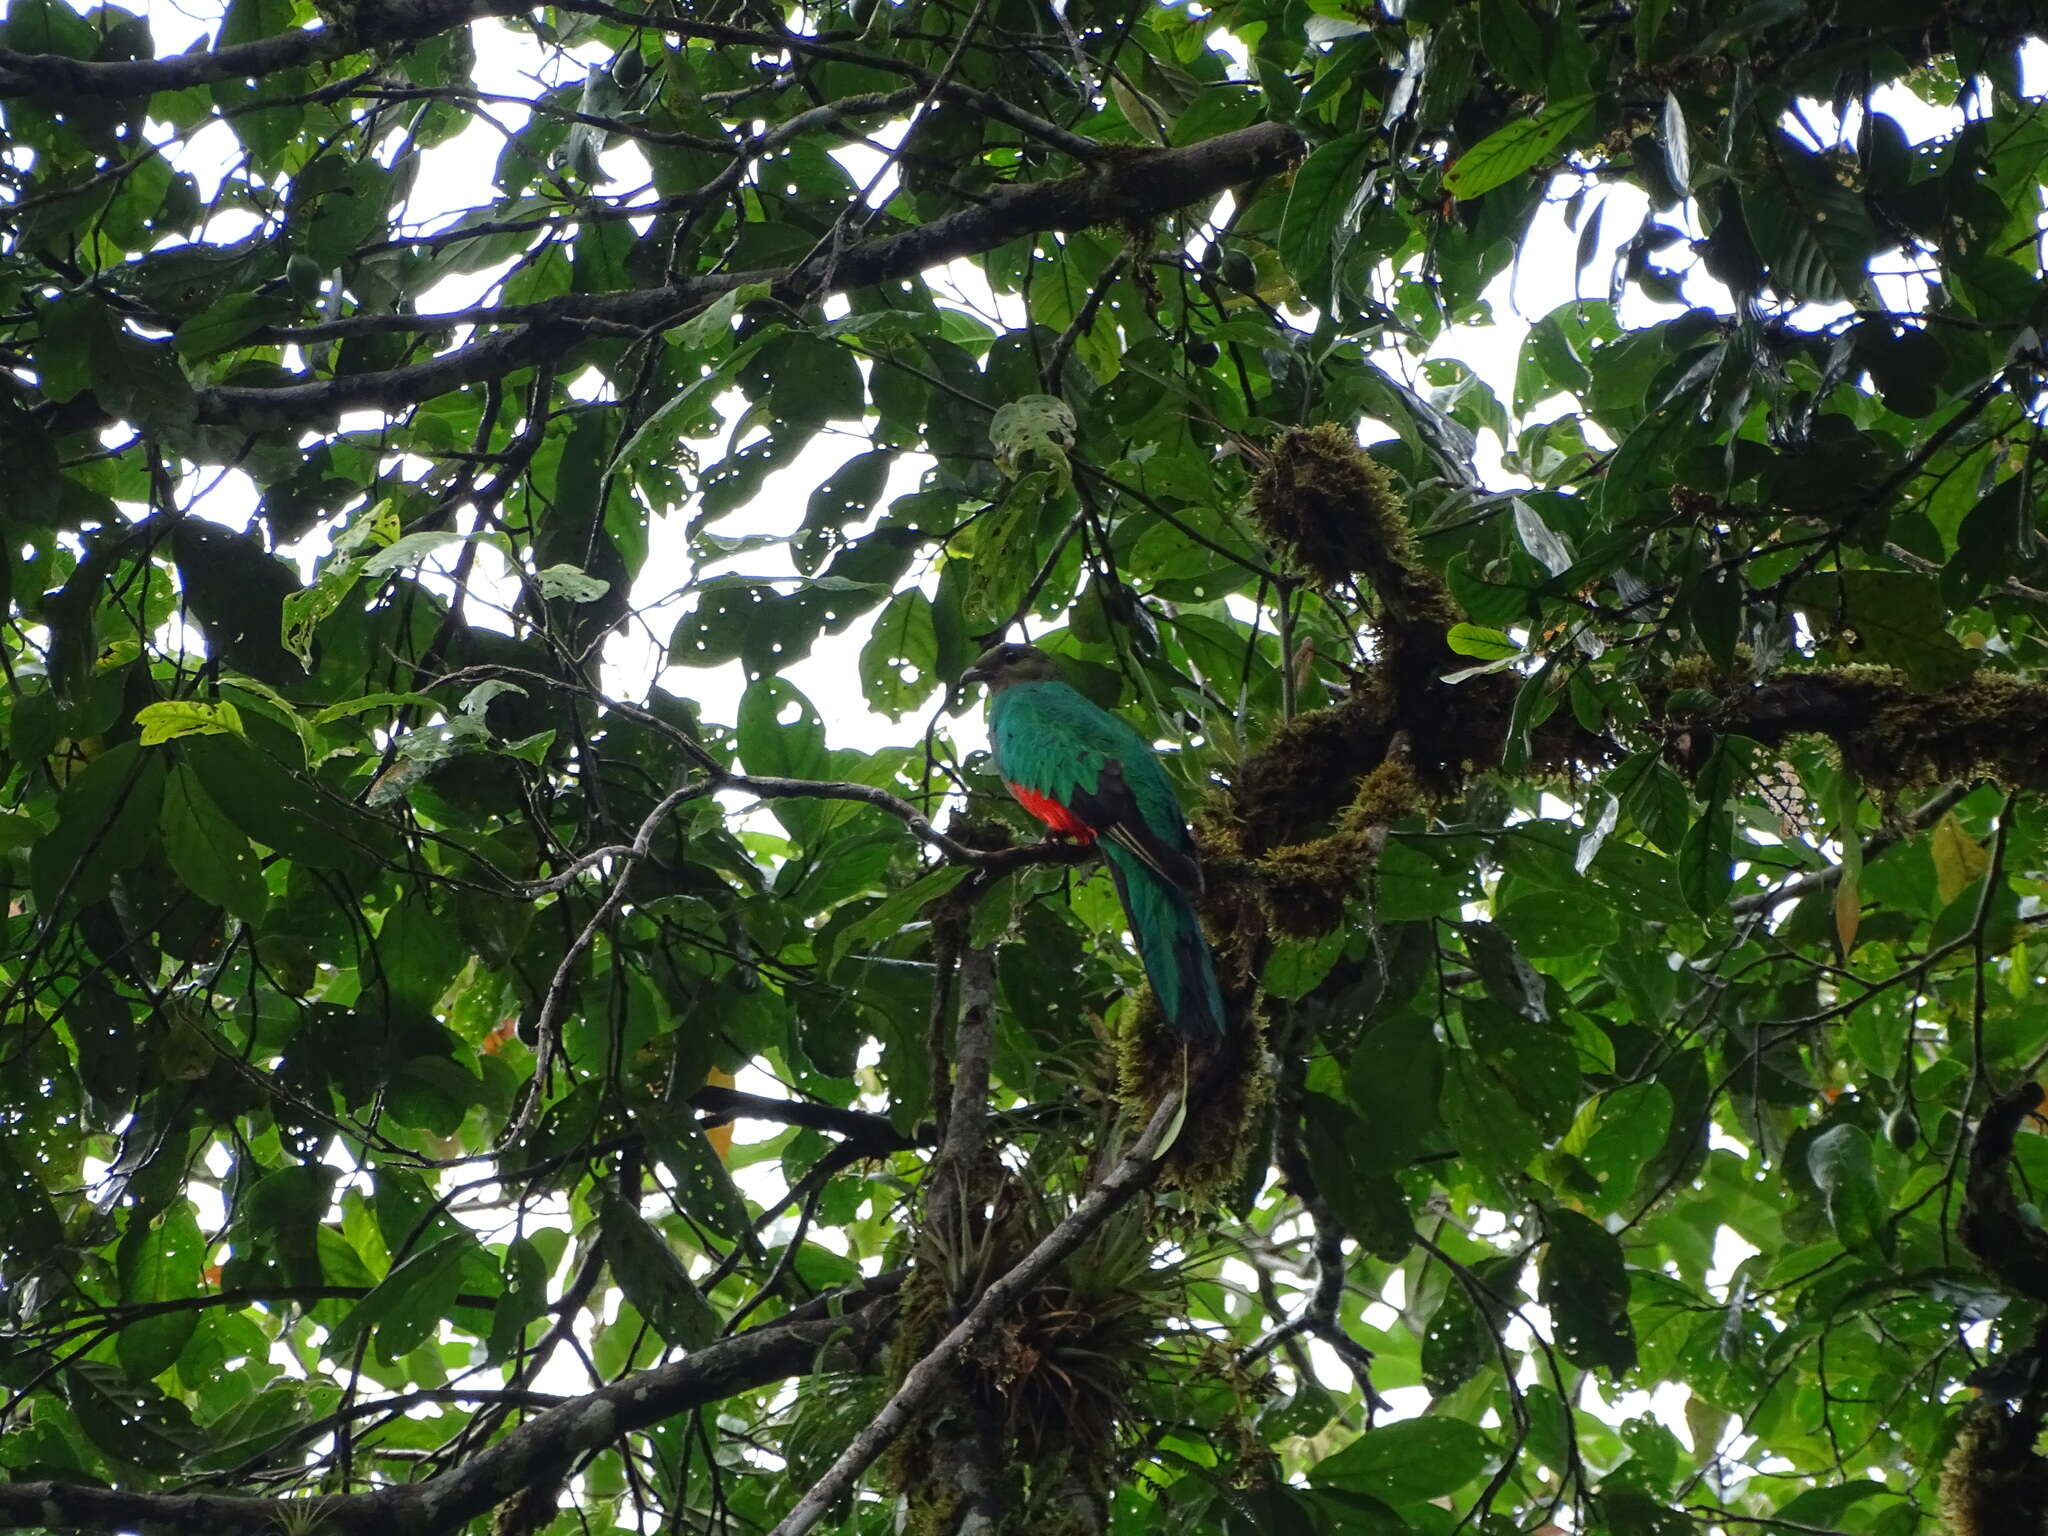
[3,0,2048,1532]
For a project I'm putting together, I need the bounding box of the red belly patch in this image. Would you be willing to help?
[1008,783,1095,840]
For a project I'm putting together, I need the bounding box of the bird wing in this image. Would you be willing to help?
[1065,757,1205,895]
[989,682,1205,893]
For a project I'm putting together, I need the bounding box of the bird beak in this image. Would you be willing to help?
[958,662,992,687]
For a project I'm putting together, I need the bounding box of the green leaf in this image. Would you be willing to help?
[310,691,443,726]
[1421,1254,1523,1396]
[1310,1415,1492,1503]
[161,762,269,926]
[1344,1008,1446,1172]
[1279,132,1375,310]
[184,733,383,872]
[858,589,938,719]
[63,1363,202,1472]
[1943,477,2029,604]
[1300,1093,1413,1261]
[1560,1082,1673,1212]
[1444,96,1595,200]
[1809,1123,1892,1260]
[1465,1002,1580,1136]
[1613,750,1688,855]
[1476,0,1547,94]
[1788,570,1976,690]
[1442,1052,1544,1175]
[360,530,466,579]
[31,740,167,913]
[173,294,289,361]
[829,864,971,972]
[1445,623,1520,660]
[93,330,198,430]
[486,1234,551,1365]
[116,1203,204,1381]
[1742,137,1882,304]
[597,1187,719,1350]
[1262,927,1347,1000]
[1678,734,1753,919]
[327,1236,475,1365]
[1463,921,1548,1020]
[280,560,364,669]
[1539,1209,1636,1374]
[964,472,1063,624]
[135,700,245,746]
[989,394,1077,485]
[535,562,612,603]
[631,1101,756,1244]
[623,287,769,426]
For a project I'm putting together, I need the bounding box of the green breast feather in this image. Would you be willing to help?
[988,682,1184,840]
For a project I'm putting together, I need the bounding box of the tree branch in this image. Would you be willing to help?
[0,1306,888,1536]
[0,0,513,97]
[1727,782,1973,917]
[766,1089,1185,1536]
[690,1084,921,1151]
[179,122,1303,430]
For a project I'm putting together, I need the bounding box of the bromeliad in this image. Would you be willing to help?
[961,642,1225,1042]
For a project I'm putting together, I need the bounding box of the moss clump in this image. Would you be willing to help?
[1115,990,1272,1205]
[1250,754,1425,939]
[1728,666,2048,792]
[1225,688,1399,856]
[1251,426,1454,626]
[1229,426,1517,867]
[1939,1399,2048,1536]
[880,1257,953,1495]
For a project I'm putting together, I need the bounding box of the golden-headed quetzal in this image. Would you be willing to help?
[961,642,1225,1042]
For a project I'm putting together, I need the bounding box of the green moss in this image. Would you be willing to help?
[1225,685,1399,856]
[1115,993,1272,1204]
[1728,666,2048,792]
[1847,669,2048,790]
[1251,426,1451,624]
[1248,754,1426,939]
[1939,1400,2048,1536]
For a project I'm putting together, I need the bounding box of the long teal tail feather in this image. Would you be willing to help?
[1103,845,1226,1042]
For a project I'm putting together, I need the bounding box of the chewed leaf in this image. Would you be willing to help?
[136,700,244,746]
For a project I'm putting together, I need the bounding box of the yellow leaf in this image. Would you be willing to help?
[704,1066,736,1161]
[1932,812,1990,905]
[135,699,244,746]
[1833,870,1861,955]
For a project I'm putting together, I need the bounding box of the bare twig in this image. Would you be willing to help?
[1728,782,1972,918]
[500,780,715,1150]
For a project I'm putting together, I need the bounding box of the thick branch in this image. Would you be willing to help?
[1961,1082,2048,1304]
[0,1306,886,1536]
[690,1084,921,1150]
[0,0,511,97]
[767,1090,1185,1536]
[1718,669,2048,793]
[183,123,1304,430]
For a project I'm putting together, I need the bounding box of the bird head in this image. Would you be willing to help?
[960,641,1059,693]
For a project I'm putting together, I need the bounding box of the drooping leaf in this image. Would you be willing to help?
[1445,97,1596,200]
